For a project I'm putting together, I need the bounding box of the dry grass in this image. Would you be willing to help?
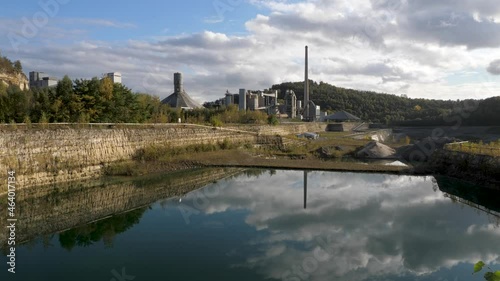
[280,133,371,159]
[445,140,500,157]
[177,150,409,174]
[105,132,408,177]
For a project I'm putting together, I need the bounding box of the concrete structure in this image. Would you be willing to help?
[225,90,234,106]
[324,111,361,122]
[306,100,318,122]
[304,46,310,121]
[106,72,122,84]
[29,71,58,88]
[284,90,297,119]
[315,105,321,121]
[229,89,278,112]
[320,111,328,122]
[239,89,247,111]
[174,72,182,92]
[249,94,259,111]
[161,73,202,109]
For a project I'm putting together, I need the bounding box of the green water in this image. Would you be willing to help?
[2,170,500,281]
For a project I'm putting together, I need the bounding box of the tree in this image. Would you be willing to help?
[13,60,22,73]
[55,75,82,122]
[0,83,8,122]
[99,77,114,101]
[55,76,74,121]
[74,78,103,122]
[6,85,31,123]
[30,87,52,123]
[107,83,139,123]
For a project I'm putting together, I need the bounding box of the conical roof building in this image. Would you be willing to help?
[324,111,361,122]
[161,73,202,109]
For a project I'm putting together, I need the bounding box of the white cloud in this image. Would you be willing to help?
[2,0,500,102]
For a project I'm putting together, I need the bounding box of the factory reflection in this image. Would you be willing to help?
[304,170,308,209]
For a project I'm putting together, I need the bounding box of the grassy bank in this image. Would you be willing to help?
[445,140,500,157]
[104,135,409,177]
[181,150,408,174]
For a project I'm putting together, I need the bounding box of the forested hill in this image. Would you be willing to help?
[272,81,500,126]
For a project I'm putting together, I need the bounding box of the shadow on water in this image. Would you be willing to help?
[0,167,244,255]
[58,207,147,251]
[436,175,500,219]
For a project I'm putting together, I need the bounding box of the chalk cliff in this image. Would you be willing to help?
[0,71,29,91]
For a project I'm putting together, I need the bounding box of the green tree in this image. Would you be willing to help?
[6,85,31,123]
[13,60,22,73]
[0,83,8,122]
[30,87,52,123]
[74,78,103,122]
[55,75,78,122]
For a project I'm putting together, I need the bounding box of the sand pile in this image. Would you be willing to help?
[356,141,396,159]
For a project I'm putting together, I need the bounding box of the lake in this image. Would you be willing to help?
[1,169,499,281]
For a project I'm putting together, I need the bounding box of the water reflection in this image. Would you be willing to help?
[0,167,243,253]
[2,169,500,281]
[58,208,146,250]
[178,171,500,281]
[304,171,308,209]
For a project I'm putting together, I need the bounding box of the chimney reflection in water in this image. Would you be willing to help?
[304,171,308,209]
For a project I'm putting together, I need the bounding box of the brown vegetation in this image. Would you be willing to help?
[445,140,500,157]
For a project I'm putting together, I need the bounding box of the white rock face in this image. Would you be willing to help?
[0,72,30,90]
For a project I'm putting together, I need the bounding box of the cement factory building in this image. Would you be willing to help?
[211,46,324,120]
[29,72,58,88]
[161,73,203,109]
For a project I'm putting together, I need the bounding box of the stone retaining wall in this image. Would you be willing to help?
[0,123,326,191]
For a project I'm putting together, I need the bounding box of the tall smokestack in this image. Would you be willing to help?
[304,46,310,120]
[174,72,183,94]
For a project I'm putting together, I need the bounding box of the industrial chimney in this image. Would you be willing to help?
[304,46,310,120]
[174,72,183,94]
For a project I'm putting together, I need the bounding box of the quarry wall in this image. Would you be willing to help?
[0,123,326,192]
[426,150,500,188]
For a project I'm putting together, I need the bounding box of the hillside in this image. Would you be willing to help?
[0,55,29,91]
[272,81,500,126]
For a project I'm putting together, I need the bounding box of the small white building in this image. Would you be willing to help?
[106,72,122,84]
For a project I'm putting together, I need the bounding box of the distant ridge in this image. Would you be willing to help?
[271,80,500,125]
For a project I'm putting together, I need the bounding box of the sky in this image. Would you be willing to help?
[2,0,500,103]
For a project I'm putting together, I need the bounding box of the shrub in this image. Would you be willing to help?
[210,116,223,127]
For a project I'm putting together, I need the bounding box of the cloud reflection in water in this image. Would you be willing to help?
[181,170,500,281]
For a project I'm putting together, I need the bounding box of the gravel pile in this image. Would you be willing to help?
[356,141,396,159]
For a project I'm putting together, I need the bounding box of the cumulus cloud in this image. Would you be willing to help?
[487,59,500,75]
[2,0,500,102]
